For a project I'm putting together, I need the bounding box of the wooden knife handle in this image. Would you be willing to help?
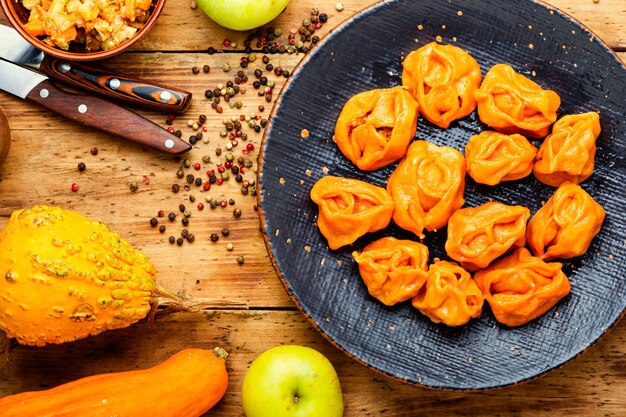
[26,80,191,155]
[38,56,192,113]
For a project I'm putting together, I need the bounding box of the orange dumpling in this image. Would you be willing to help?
[527,182,605,260]
[334,87,419,171]
[474,64,561,138]
[465,131,537,185]
[402,42,481,128]
[533,112,601,187]
[445,202,530,271]
[387,140,465,238]
[412,261,484,326]
[474,248,571,327]
[310,176,394,249]
[352,237,429,306]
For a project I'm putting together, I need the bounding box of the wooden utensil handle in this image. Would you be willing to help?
[38,56,192,113]
[26,80,191,155]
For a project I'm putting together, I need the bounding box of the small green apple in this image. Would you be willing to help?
[196,0,290,31]
[242,345,344,417]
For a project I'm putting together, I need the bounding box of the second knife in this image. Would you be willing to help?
[0,24,192,113]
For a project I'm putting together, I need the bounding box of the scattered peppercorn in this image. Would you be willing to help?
[221,227,230,237]
[203,64,210,73]
[77,162,86,172]
[177,237,184,246]
[172,184,180,193]
[210,233,219,242]
[168,212,176,221]
[90,147,98,155]
[192,66,200,74]
[236,256,245,265]
[129,182,139,192]
[159,225,166,233]
[233,208,242,218]
[150,218,158,227]
[169,236,176,244]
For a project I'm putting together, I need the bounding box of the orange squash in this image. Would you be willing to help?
[334,86,419,171]
[465,131,537,185]
[310,176,394,249]
[533,112,601,187]
[527,182,605,260]
[0,348,229,417]
[474,248,571,327]
[387,140,465,238]
[352,237,429,306]
[402,42,482,128]
[474,64,561,138]
[412,260,484,326]
[445,202,530,271]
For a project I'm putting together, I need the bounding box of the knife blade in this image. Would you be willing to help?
[0,25,192,113]
[0,57,191,155]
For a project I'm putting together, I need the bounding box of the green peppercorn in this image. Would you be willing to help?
[236,256,244,265]
[202,155,211,163]
[221,172,230,181]
[129,182,139,192]
[226,153,235,162]
[226,243,234,251]
[183,159,192,168]
[176,168,184,178]
[184,210,192,218]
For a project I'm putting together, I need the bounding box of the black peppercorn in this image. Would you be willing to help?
[192,66,200,74]
[171,184,180,193]
[169,236,176,244]
[203,64,210,73]
[168,212,176,221]
[319,13,328,22]
[186,174,195,184]
[195,177,203,186]
[204,90,214,99]
[179,204,186,213]
[150,218,158,227]
[221,227,230,237]
[77,162,86,172]
[260,76,268,85]
[208,46,217,54]
[210,233,219,242]
[182,217,189,226]
[90,147,98,155]
[159,225,166,233]
[176,237,184,246]
[265,64,274,71]
[233,208,242,218]
[181,228,189,237]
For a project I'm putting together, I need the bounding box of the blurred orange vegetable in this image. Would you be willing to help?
[474,248,571,327]
[310,176,394,250]
[533,112,601,187]
[387,140,465,238]
[352,237,429,306]
[334,87,419,171]
[474,64,561,138]
[527,182,605,260]
[402,42,481,129]
[465,131,537,185]
[445,202,530,271]
[412,260,484,326]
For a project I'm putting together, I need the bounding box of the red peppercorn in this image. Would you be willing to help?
[203,182,211,191]
[220,200,228,207]
[194,163,201,170]
[202,127,207,132]
[218,166,226,173]
[315,22,323,29]
[225,161,233,169]
[197,203,205,210]
[143,175,150,185]
[71,183,79,192]
[232,139,239,146]
[206,169,215,177]
[167,126,175,133]
[274,41,280,48]
[168,114,176,121]
[216,178,224,185]
[246,143,255,151]
[289,38,296,45]
[259,34,267,45]
[223,38,231,47]
[158,210,165,217]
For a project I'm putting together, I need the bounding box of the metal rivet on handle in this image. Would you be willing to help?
[39,89,49,99]
[159,91,172,103]
[164,139,175,149]
[78,104,88,114]
[60,63,71,73]
[109,78,121,90]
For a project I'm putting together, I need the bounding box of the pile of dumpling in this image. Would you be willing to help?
[310,42,605,328]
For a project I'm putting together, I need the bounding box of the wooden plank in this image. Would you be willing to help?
[1,311,624,416]
[0,0,624,51]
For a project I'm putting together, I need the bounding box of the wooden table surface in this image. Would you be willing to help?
[0,0,624,415]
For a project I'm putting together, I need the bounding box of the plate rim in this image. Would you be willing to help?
[257,0,626,391]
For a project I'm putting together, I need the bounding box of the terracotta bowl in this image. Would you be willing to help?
[0,0,165,61]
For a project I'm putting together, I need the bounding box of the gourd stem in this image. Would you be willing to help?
[152,286,184,301]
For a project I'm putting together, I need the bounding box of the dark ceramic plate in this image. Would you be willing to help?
[258,0,626,389]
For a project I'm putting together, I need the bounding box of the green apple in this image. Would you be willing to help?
[242,345,344,417]
[196,0,291,31]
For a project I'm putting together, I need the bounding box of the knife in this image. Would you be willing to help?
[0,57,191,155]
[0,25,192,113]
